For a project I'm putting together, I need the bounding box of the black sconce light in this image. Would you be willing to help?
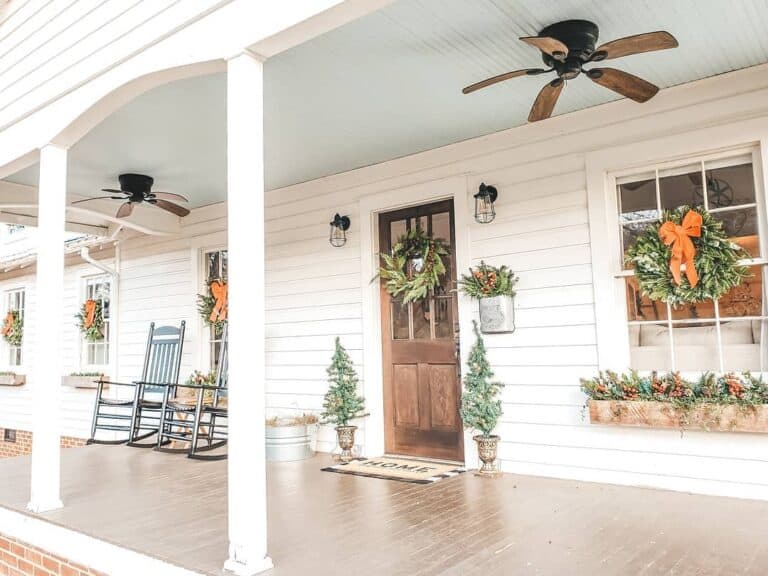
[329,213,351,247]
[474,183,498,224]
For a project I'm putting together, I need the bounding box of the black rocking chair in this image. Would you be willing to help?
[156,323,228,460]
[88,321,186,446]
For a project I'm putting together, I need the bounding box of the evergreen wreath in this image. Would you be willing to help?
[1,310,22,347]
[378,227,449,304]
[75,300,105,342]
[626,205,750,307]
[196,280,227,333]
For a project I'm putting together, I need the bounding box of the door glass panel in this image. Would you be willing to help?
[412,299,431,340]
[391,299,410,340]
[432,212,451,246]
[434,296,453,339]
[390,220,406,248]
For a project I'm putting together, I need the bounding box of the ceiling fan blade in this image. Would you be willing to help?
[587,68,659,103]
[528,78,564,122]
[591,31,678,61]
[101,188,130,194]
[520,36,568,61]
[148,191,189,203]
[462,68,548,94]
[116,202,133,219]
[71,196,118,205]
[154,199,190,217]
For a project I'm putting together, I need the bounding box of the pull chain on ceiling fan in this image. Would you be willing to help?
[71,173,190,218]
[462,20,678,122]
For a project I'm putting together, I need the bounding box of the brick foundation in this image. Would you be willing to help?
[0,430,87,459]
[0,533,105,576]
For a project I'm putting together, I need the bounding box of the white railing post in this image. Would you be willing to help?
[223,51,272,575]
[28,144,67,513]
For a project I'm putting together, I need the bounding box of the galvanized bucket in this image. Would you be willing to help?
[478,295,515,333]
[265,423,313,462]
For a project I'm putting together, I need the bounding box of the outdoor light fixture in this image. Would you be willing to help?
[474,183,498,224]
[329,213,351,247]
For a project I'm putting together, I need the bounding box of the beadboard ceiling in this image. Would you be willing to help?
[5,0,768,206]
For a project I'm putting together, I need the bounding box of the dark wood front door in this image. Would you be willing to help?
[379,199,463,462]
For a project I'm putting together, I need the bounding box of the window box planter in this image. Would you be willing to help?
[0,374,24,386]
[588,400,768,434]
[61,375,108,389]
[478,295,515,333]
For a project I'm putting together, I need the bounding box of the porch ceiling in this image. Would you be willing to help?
[3,0,768,206]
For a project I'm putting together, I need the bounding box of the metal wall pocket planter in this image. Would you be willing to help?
[478,295,515,333]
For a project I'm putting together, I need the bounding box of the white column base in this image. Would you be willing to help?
[223,556,273,576]
[26,498,63,514]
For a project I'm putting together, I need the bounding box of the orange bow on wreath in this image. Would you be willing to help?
[83,299,97,329]
[658,210,702,287]
[1,312,13,336]
[209,280,228,323]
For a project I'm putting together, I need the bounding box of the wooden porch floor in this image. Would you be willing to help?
[0,445,766,575]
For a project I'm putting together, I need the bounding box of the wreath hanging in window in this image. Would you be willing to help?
[626,205,750,307]
[197,279,228,331]
[1,310,23,347]
[76,299,105,342]
[378,227,449,304]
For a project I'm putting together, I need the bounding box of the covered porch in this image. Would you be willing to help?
[0,444,766,576]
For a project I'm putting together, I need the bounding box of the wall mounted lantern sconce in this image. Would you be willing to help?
[329,213,351,247]
[474,183,498,224]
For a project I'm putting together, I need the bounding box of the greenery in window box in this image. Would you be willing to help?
[1,310,22,347]
[378,227,449,304]
[459,261,518,299]
[75,299,105,342]
[460,322,504,437]
[625,205,750,307]
[321,337,368,427]
[70,371,105,377]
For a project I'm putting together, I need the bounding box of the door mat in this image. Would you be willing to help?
[322,456,466,484]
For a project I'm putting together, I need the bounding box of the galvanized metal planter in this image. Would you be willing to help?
[265,423,314,462]
[478,295,515,333]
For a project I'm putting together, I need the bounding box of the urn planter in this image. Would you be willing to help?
[265,421,314,462]
[0,374,24,386]
[478,295,515,333]
[335,425,357,463]
[588,400,768,434]
[61,375,107,389]
[473,434,501,476]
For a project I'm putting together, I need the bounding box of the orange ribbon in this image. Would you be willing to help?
[658,210,702,287]
[84,299,97,329]
[1,312,12,336]
[209,280,228,323]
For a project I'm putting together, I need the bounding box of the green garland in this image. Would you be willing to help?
[2,310,22,347]
[378,227,449,304]
[626,205,750,307]
[75,300,105,342]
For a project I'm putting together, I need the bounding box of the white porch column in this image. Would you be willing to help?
[224,51,272,575]
[28,144,67,513]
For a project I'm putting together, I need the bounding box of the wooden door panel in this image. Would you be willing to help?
[380,199,464,462]
[393,365,419,427]
[428,365,458,430]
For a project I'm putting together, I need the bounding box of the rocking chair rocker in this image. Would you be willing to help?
[88,321,186,446]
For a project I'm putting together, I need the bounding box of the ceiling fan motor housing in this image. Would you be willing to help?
[539,20,599,78]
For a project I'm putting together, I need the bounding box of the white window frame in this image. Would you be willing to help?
[199,246,227,372]
[79,274,112,370]
[586,119,768,374]
[4,287,25,368]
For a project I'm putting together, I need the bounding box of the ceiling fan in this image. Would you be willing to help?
[72,173,190,218]
[462,20,678,122]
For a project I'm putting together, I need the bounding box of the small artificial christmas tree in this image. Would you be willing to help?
[460,321,504,438]
[321,337,368,427]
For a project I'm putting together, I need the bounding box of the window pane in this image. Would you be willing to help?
[412,299,430,340]
[391,299,409,340]
[434,296,453,339]
[621,221,654,268]
[703,160,755,208]
[618,175,658,224]
[659,165,700,211]
[625,277,668,322]
[629,323,673,371]
[721,320,762,372]
[672,321,720,372]
[390,220,406,246]
[718,265,763,318]
[432,212,451,246]
[713,207,760,257]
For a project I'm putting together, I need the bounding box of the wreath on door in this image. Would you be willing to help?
[625,205,750,307]
[76,299,105,342]
[378,227,449,304]
[1,310,23,347]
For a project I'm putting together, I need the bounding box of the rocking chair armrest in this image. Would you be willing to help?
[174,383,221,391]
[133,381,173,388]
[97,380,139,388]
